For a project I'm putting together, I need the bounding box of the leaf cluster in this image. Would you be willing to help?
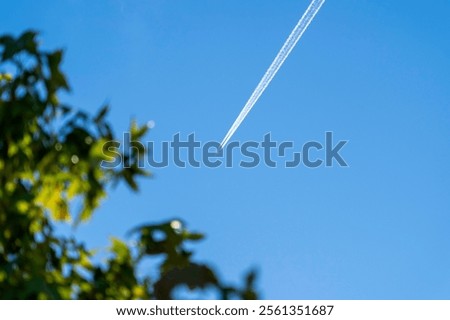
[0,31,258,299]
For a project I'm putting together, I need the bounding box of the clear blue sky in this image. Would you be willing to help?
[3,0,450,299]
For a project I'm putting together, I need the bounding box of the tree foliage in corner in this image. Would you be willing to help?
[0,31,258,300]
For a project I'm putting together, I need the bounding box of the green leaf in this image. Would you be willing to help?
[154,263,218,299]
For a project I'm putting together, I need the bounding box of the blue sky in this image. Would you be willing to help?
[3,0,450,299]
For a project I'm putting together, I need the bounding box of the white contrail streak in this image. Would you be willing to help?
[220,0,325,148]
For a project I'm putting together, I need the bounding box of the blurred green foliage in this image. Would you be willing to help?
[0,31,258,299]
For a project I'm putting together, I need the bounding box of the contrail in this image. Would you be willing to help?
[220,0,326,148]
